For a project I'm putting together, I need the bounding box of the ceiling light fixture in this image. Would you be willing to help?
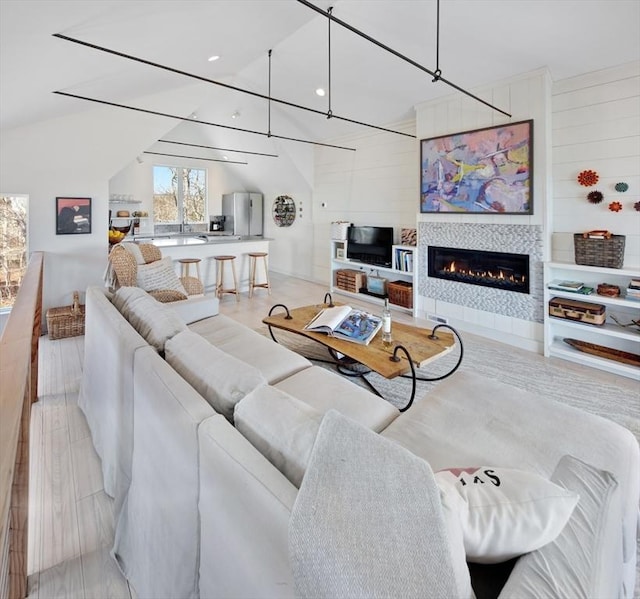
[51,33,412,140]
[208,55,220,62]
[158,139,278,158]
[295,0,511,118]
[53,91,357,151]
[315,88,325,97]
[231,111,240,119]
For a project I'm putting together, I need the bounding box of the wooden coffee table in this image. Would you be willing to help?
[263,301,463,411]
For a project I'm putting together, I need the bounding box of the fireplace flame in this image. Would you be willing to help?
[442,261,526,285]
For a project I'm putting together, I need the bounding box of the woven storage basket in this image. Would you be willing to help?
[574,234,625,269]
[387,280,413,309]
[47,291,85,340]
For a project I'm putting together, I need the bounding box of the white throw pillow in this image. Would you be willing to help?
[435,466,579,564]
[136,256,187,297]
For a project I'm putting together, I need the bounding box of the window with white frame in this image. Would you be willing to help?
[153,166,207,228]
[0,195,28,311]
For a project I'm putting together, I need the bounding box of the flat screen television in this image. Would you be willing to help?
[346,225,393,267]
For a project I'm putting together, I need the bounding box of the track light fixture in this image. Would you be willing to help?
[158,139,278,158]
[295,0,511,118]
[52,33,412,142]
[143,151,247,164]
[52,91,357,151]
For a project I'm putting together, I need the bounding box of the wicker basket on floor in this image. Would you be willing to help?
[47,291,85,340]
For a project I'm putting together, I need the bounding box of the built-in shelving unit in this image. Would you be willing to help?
[330,240,416,315]
[543,262,639,379]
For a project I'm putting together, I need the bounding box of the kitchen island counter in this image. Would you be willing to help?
[133,235,271,294]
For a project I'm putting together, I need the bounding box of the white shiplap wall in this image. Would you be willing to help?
[311,121,418,284]
[551,61,640,267]
[310,63,638,352]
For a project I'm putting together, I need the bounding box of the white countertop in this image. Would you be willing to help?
[132,234,268,247]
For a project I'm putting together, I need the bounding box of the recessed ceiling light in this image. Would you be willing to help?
[223,155,229,160]
[208,55,220,62]
[315,88,326,97]
[231,111,240,119]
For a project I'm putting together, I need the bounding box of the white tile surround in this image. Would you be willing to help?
[416,223,544,352]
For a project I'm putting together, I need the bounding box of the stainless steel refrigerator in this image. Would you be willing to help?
[221,192,263,236]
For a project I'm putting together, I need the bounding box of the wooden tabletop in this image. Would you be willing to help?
[263,303,455,379]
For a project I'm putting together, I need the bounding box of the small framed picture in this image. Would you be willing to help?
[56,197,92,235]
[336,248,346,259]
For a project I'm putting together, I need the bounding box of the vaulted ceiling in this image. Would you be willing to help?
[2,0,639,153]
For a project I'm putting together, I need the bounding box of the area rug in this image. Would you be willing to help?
[258,326,640,442]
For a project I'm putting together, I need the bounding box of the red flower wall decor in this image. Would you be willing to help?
[608,201,622,212]
[577,170,599,186]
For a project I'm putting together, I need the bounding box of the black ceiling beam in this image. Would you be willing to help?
[158,139,278,158]
[295,0,512,118]
[52,91,357,151]
[52,33,414,139]
[143,151,247,164]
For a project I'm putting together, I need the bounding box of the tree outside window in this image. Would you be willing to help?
[153,166,207,226]
[0,196,28,309]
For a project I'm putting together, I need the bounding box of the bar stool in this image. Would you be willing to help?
[214,255,239,301]
[178,258,201,281]
[248,252,271,298]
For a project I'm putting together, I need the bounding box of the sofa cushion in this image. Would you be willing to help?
[188,314,311,383]
[436,466,578,564]
[234,385,324,488]
[165,330,266,420]
[136,256,188,298]
[275,366,399,432]
[169,294,219,324]
[379,371,640,596]
[498,455,623,598]
[112,287,187,352]
[289,410,472,599]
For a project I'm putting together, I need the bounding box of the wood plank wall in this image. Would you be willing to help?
[0,252,44,599]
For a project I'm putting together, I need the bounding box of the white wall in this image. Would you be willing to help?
[311,120,418,284]
[0,83,208,316]
[551,60,640,267]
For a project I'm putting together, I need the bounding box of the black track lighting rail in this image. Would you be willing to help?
[52,91,357,151]
[52,33,414,140]
[158,140,278,158]
[295,0,512,118]
[143,151,247,164]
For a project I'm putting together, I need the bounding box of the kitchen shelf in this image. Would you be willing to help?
[544,261,639,380]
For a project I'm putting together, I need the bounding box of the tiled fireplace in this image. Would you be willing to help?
[428,246,530,295]
[418,223,544,323]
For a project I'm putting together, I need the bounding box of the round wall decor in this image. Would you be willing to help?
[272,195,296,227]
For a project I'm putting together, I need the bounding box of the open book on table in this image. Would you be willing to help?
[303,305,382,345]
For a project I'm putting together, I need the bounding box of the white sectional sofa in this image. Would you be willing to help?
[78,285,640,599]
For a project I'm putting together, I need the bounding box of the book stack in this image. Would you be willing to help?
[394,247,414,272]
[626,279,640,302]
[547,280,594,295]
